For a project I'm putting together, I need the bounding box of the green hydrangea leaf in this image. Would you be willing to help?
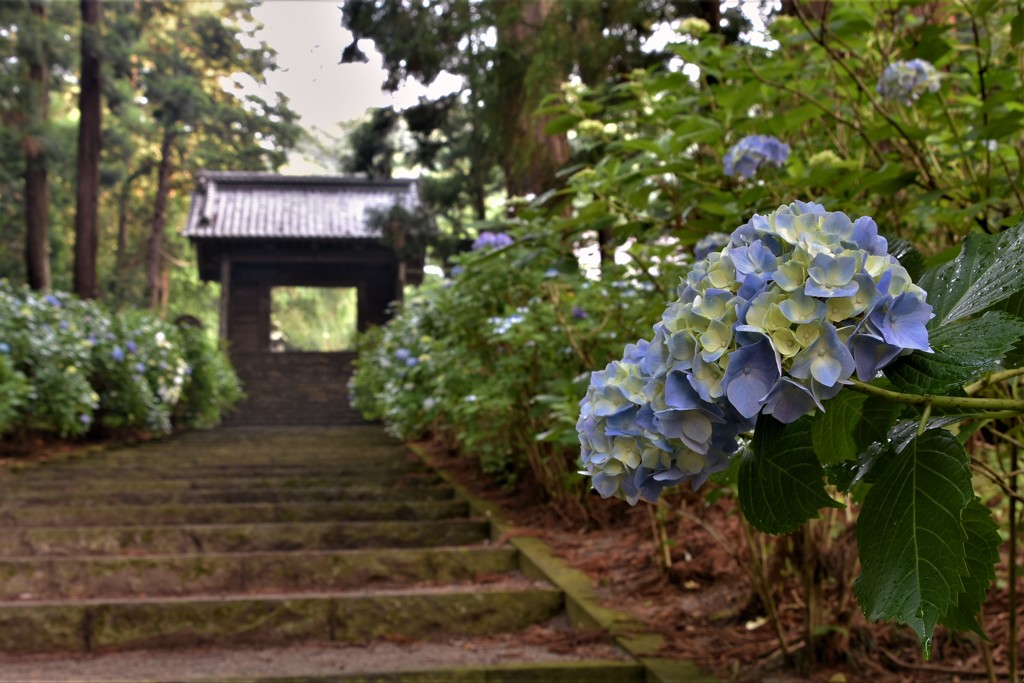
[993,290,1024,369]
[885,311,1024,393]
[918,222,1024,326]
[812,387,899,467]
[941,497,1001,637]
[812,391,866,465]
[739,414,844,535]
[855,429,973,657]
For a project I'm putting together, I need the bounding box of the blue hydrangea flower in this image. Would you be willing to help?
[472,231,514,251]
[723,135,790,179]
[112,346,125,362]
[395,348,412,361]
[126,341,137,354]
[44,294,62,307]
[877,59,941,106]
[578,201,933,504]
[0,342,9,354]
[694,233,730,261]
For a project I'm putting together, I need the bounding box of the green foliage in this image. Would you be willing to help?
[174,325,243,429]
[854,430,976,656]
[0,281,240,438]
[346,0,1024,659]
[739,415,844,534]
[349,224,676,504]
[0,1,298,311]
[271,288,359,352]
[885,310,1024,393]
[918,224,1024,327]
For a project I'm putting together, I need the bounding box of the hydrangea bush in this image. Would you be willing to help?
[579,204,1024,654]
[346,1,1024,671]
[0,281,241,438]
[349,226,675,501]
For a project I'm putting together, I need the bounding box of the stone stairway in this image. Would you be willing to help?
[224,353,364,427]
[0,426,643,682]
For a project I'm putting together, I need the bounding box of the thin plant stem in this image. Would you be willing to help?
[646,504,671,573]
[741,519,790,659]
[1010,439,1019,683]
[917,402,932,436]
[803,523,817,672]
[965,367,1024,396]
[979,626,997,683]
[847,379,1024,413]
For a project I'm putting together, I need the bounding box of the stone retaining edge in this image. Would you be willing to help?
[408,444,719,683]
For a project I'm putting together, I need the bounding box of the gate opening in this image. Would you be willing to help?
[270,287,358,352]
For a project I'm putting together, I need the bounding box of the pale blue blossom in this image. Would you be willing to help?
[877,59,941,106]
[723,135,790,179]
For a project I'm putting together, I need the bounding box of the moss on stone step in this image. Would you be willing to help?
[0,589,563,654]
[0,546,519,599]
[0,520,491,557]
[0,499,469,528]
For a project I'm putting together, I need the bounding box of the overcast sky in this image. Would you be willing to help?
[246,0,460,166]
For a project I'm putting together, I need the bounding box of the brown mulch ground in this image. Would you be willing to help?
[419,439,1021,683]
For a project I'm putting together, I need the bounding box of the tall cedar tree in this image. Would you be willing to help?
[73,0,101,299]
[22,0,50,290]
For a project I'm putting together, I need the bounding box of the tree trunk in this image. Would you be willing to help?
[494,0,570,198]
[73,0,102,300]
[24,0,50,291]
[146,128,175,311]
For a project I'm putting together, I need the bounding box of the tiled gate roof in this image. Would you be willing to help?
[184,171,419,241]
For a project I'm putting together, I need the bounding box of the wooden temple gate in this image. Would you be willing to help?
[183,171,425,424]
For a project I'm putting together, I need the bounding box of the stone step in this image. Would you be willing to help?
[0,647,643,683]
[0,586,563,654]
[0,520,491,557]
[6,460,427,479]
[76,449,412,468]
[0,483,456,507]
[0,500,469,528]
[1,472,444,494]
[0,547,520,600]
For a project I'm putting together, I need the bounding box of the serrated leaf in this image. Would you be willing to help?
[887,416,964,453]
[739,415,844,535]
[885,311,1024,393]
[856,396,903,451]
[941,498,1000,636]
[994,290,1024,369]
[812,391,867,465]
[918,222,1024,326]
[855,429,972,655]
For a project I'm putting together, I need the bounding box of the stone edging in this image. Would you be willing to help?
[409,444,720,683]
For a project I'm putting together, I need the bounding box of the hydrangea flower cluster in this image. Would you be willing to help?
[578,201,933,503]
[723,135,790,179]
[472,231,514,251]
[877,59,940,106]
[693,233,730,261]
